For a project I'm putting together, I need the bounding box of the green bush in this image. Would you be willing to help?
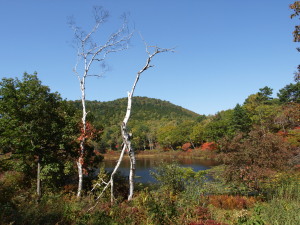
[151,162,207,194]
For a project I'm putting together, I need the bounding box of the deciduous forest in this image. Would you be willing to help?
[1,2,300,225]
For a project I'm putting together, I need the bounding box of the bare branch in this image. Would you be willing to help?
[88,42,174,208]
[69,6,132,198]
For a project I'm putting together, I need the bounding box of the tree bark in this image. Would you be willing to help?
[37,154,41,199]
[76,157,84,198]
[77,78,86,198]
[121,91,135,200]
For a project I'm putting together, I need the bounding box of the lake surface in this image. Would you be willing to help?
[100,156,218,183]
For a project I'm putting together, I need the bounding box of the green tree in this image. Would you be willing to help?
[203,110,234,141]
[231,104,252,133]
[258,86,273,101]
[277,82,300,103]
[100,125,122,151]
[157,123,179,150]
[244,87,280,131]
[132,123,149,150]
[244,86,274,108]
[0,73,77,197]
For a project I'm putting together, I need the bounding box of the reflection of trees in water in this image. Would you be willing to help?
[104,156,218,168]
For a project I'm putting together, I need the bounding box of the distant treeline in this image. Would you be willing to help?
[68,82,299,153]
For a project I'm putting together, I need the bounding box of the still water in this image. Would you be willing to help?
[100,156,217,183]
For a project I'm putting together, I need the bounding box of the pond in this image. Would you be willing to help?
[99,156,218,183]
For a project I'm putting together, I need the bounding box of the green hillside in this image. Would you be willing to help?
[69,97,202,151]
[70,96,200,128]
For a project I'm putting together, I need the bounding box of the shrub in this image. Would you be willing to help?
[133,188,179,224]
[91,167,129,201]
[182,142,192,151]
[201,142,217,151]
[219,128,294,191]
[208,195,257,210]
[151,162,207,193]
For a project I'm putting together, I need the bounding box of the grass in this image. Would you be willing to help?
[1,161,300,224]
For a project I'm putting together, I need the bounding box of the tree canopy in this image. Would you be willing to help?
[0,73,78,190]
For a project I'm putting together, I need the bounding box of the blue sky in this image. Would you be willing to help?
[0,0,298,115]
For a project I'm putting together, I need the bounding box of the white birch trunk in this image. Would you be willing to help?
[120,46,172,200]
[88,45,172,210]
[77,77,87,198]
[70,9,132,198]
[121,99,135,200]
[77,159,83,197]
[37,155,41,199]
[121,89,137,201]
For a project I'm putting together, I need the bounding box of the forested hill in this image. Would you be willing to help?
[70,96,200,128]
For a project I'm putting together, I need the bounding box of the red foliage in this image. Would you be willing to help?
[277,130,288,137]
[201,142,217,151]
[182,142,192,151]
[193,206,211,220]
[77,121,98,142]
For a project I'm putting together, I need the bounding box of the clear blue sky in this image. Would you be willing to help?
[0,0,298,115]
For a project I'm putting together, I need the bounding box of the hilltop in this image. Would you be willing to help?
[70,96,201,128]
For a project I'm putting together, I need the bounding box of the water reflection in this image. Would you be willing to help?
[99,156,217,183]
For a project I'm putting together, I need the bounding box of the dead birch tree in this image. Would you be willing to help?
[89,44,173,210]
[69,6,132,198]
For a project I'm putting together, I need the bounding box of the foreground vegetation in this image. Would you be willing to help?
[1,160,300,224]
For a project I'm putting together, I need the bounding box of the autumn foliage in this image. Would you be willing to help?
[208,195,258,210]
[77,121,103,174]
[77,121,100,143]
[182,142,192,151]
[201,142,217,151]
[219,128,294,190]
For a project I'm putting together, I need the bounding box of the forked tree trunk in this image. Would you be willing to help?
[120,46,172,200]
[88,46,172,210]
[121,92,136,200]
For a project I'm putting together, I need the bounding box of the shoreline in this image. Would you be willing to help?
[100,149,216,161]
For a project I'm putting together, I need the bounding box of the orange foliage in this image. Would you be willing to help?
[208,195,258,210]
[201,142,217,151]
[182,142,192,151]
